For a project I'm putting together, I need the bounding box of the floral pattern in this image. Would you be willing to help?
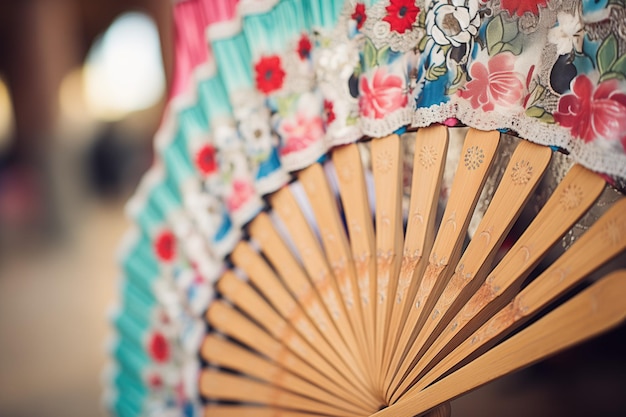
[360,68,408,118]
[254,55,286,94]
[311,0,626,184]
[459,53,526,112]
[352,3,367,30]
[298,34,312,60]
[383,0,420,34]
[194,144,217,176]
[148,331,171,363]
[278,103,325,156]
[554,75,626,147]
[500,0,548,17]
[154,229,176,262]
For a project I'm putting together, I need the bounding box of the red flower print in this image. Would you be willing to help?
[148,332,170,363]
[297,34,312,60]
[352,3,367,30]
[458,53,525,112]
[500,0,547,17]
[554,75,626,148]
[254,55,286,94]
[359,68,408,119]
[323,100,336,124]
[195,144,217,175]
[383,0,420,34]
[154,230,176,262]
[279,113,325,155]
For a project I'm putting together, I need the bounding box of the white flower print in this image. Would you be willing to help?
[426,0,480,48]
[548,11,584,55]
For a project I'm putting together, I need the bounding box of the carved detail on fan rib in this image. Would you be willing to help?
[511,160,534,185]
[463,146,485,170]
[419,145,438,168]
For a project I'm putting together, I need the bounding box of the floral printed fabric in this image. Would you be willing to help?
[327,0,626,187]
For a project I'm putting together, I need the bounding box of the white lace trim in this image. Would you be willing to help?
[411,102,626,180]
[361,106,414,138]
[254,168,291,196]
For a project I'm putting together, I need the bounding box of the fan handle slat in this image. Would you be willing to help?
[332,143,378,378]
[199,369,364,417]
[414,196,626,393]
[370,133,405,385]
[269,186,374,396]
[231,242,367,390]
[384,126,448,389]
[387,139,551,400]
[216,271,374,405]
[376,270,626,417]
[205,301,367,407]
[391,164,606,402]
[200,334,373,414]
[248,213,362,382]
[387,129,500,393]
[297,163,373,386]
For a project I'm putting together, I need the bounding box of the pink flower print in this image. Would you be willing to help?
[279,113,324,155]
[227,179,255,212]
[459,53,525,112]
[359,68,408,119]
[554,75,626,148]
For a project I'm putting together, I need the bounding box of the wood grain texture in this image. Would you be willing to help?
[383,126,448,391]
[390,164,606,402]
[377,270,626,417]
[332,143,378,379]
[387,129,500,398]
[388,140,551,398]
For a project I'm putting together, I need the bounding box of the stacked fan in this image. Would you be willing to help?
[104,0,626,416]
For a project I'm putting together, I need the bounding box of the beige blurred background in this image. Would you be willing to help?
[0,1,170,416]
[0,1,624,417]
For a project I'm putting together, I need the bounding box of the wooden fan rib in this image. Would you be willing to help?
[297,163,372,384]
[200,334,372,415]
[205,301,368,408]
[414,196,626,393]
[216,271,373,403]
[375,270,626,417]
[386,139,552,399]
[199,369,363,417]
[390,163,606,402]
[203,405,321,417]
[383,126,448,387]
[248,213,361,378]
[269,185,370,387]
[230,242,365,388]
[370,134,405,385]
[387,128,500,393]
[331,143,378,377]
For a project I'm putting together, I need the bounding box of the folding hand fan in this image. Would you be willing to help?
[106,0,626,416]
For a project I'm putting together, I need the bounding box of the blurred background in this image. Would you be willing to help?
[0,1,171,416]
[0,1,624,417]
